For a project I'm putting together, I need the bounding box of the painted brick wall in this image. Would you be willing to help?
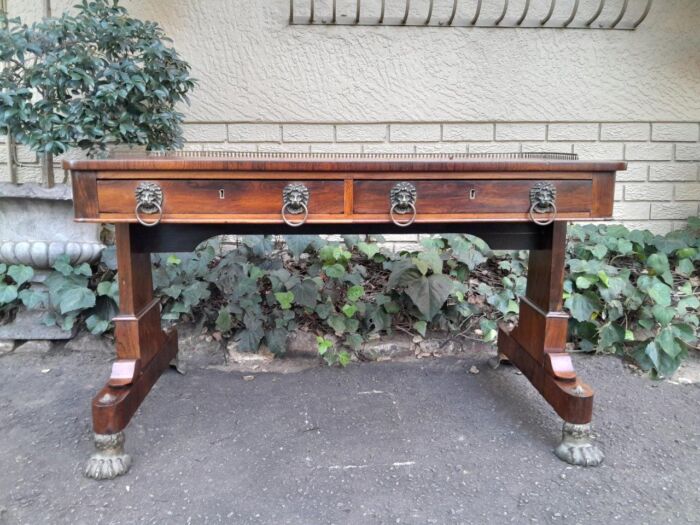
[179,120,700,238]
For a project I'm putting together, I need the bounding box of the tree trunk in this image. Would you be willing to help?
[42,152,55,188]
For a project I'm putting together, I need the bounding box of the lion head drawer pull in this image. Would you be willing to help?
[134,182,164,227]
[529,182,557,226]
[282,183,310,227]
[390,182,417,227]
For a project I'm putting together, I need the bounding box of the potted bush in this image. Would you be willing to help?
[0,0,196,339]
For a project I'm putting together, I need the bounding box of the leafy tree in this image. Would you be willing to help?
[0,0,196,182]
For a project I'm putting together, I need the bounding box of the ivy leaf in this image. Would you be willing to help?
[316,336,333,355]
[74,263,92,277]
[265,328,288,355]
[328,315,346,335]
[283,235,318,259]
[291,279,319,308]
[677,296,700,313]
[97,280,119,302]
[413,320,427,337]
[274,291,295,310]
[338,351,351,367]
[166,255,182,266]
[564,293,600,322]
[0,284,19,304]
[182,282,210,307]
[676,258,694,277]
[598,323,624,349]
[53,255,73,276]
[616,238,633,255]
[575,275,596,290]
[672,324,696,344]
[647,253,670,275]
[162,284,183,299]
[347,285,364,302]
[455,247,487,270]
[85,314,110,335]
[652,305,676,327]
[344,333,363,351]
[58,287,96,314]
[358,242,380,259]
[415,251,443,275]
[215,309,233,332]
[479,319,498,342]
[647,280,672,307]
[236,327,264,352]
[403,273,453,320]
[644,341,661,370]
[19,289,48,309]
[324,264,346,279]
[341,304,358,318]
[657,327,682,358]
[7,265,33,285]
[589,244,608,260]
[315,303,332,320]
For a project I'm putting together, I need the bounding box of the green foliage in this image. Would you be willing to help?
[3,220,697,376]
[0,263,31,319]
[41,254,118,333]
[0,0,196,156]
[565,221,699,377]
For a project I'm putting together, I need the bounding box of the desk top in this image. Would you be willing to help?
[67,151,624,226]
[64,151,626,173]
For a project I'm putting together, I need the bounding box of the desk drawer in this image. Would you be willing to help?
[353,180,592,215]
[97,180,345,215]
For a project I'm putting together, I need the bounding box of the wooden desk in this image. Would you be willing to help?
[66,152,625,479]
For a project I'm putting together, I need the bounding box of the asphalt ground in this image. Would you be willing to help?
[0,340,698,525]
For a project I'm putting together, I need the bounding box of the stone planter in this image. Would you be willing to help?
[0,182,104,340]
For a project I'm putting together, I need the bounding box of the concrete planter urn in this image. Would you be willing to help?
[0,182,104,340]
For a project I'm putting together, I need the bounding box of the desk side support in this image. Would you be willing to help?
[84,223,178,480]
[494,221,604,466]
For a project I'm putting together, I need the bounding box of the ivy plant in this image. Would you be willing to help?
[0,0,196,167]
[3,221,697,377]
[565,218,700,377]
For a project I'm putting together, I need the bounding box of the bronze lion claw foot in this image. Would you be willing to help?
[554,422,604,467]
[84,432,132,480]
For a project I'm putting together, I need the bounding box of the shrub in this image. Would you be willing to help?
[1,221,697,376]
[0,0,196,160]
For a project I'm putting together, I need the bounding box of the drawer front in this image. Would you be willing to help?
[97,180,344,215]
[353,180,592,215]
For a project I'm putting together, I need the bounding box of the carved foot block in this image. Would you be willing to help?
[84,432,132,480]
[554,422,604,467]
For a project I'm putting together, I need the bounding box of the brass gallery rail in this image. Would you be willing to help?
[65,152,626,480]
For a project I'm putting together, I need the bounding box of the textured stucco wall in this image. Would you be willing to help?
[4,0,700,234]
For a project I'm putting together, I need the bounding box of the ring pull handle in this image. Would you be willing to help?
[390,202,416,227]
[134,182,164,227]
[529,182,557,226]
[390,182,417,228]
[282,183,310,227]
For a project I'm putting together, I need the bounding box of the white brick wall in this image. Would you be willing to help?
[10,120,700,240]
[170,120,700,238]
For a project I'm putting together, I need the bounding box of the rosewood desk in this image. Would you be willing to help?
[66,152,624,480]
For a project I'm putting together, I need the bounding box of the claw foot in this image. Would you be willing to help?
[84,432,132,480]
[554,423,604,467]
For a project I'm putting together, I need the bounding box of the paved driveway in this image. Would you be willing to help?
[0,341,698,524]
